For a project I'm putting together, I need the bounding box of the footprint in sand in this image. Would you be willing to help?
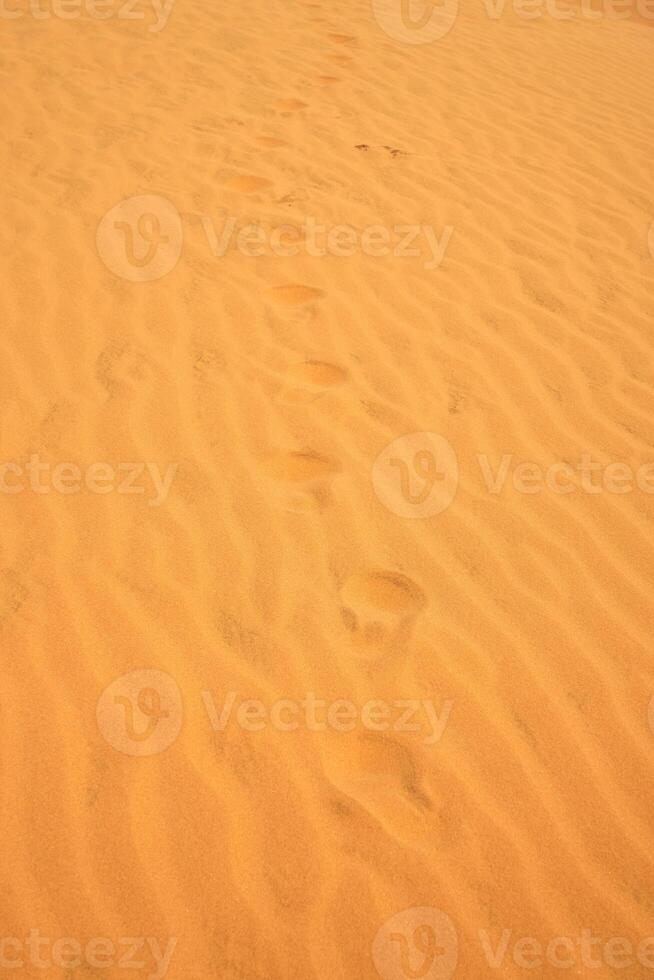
[95,340,151,398]
[273,99,308,112]
[315,75,340,85]
[224,175,272,193]
[326,54,352,65]
[262,450,341,512]
[264,284,323,307]
[323,733,431,846]
[340,569,426,660]
[327,33,357,43]
[255,137,287,148]
[278,360,348,404]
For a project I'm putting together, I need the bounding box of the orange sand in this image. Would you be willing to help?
[2,0,654,976]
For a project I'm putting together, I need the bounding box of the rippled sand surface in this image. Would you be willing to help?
[2,0,654,976]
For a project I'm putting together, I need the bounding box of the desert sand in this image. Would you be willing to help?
[2,0,654,975]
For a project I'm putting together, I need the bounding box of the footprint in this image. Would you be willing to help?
[279,360,347,404]
[193,346,227,384]
[316,75,340,85]
[264,284,324,307]
[95,340,151,398]
[274,99,308,112]
[326,54,352,65]
[323,733,431,845]
[224,175,272,193]
[256,137,287,148]
[327,33,357,43]
[355,144,408,158]
[0,567,30,631]
[381,144,408,157]
[340,569,426,660]
[262,450,341,512]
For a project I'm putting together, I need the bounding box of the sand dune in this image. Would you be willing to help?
[2,0,654,975]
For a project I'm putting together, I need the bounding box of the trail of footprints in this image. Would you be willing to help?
[224,33,427,670]
[215,27,432,830]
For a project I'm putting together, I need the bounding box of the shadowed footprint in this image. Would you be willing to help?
[95,340,151,398]
[224,175,272,193]
[274,99,308,112]
[262,450,341,512]
[265,284,324,306]
[340,569,426,660]
[279,360,348,404]
[323,733,431,845]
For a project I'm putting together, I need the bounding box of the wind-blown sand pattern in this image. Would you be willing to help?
[2,0,654,975]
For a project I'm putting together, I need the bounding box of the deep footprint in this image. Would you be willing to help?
[263,451,341,512]
[279,360,348,403]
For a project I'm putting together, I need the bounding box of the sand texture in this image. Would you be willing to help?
[2,0,654,976]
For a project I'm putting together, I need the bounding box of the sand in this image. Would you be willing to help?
[2,0,654,975]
